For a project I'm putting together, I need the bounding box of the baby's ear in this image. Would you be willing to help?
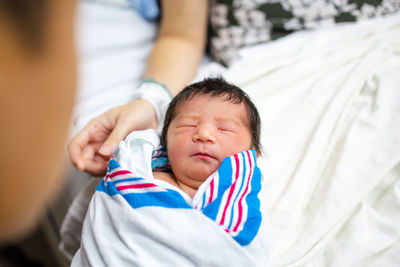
[251,146,261,157]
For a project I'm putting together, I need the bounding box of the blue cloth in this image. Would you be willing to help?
[151,146,169,170]
[127,0,160,21]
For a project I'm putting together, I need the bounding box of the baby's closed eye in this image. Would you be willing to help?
[175,118,198,128]
[217,123,239,133]
[177,124,197,128]
[217,127,234,132]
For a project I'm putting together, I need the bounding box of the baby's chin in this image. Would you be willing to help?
[187,166,219,184]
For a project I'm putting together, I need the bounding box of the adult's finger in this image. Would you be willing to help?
[68,126,91,171]
[82,156,108,176]
[98,120,130,156]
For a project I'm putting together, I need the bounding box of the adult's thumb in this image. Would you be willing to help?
[98,126,127,156]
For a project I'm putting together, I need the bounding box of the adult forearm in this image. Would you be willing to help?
[144,0,208,96]
[145,35,205,95]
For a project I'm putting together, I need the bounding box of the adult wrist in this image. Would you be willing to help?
[131,78,173,128]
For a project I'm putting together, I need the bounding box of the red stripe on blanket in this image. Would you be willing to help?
[233,151,252,232]
[220,154,240,226]
[108,170,133,178]
[117,183,157,190]
[209,179,215,204]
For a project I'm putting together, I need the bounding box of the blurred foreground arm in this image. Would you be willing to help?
[68,0,208,176]
[0,1,76,243]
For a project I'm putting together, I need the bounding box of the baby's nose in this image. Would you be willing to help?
[193,124,216,143]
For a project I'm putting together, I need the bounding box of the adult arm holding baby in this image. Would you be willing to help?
[68,0,208,176]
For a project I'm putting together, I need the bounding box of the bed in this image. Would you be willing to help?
[60,1,400,266]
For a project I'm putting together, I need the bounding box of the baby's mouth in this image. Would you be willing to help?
[192,152,216,160]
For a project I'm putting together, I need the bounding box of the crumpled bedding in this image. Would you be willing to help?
[227,13,400,267]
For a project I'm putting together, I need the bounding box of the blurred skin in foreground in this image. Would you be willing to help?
[0,1,76,243]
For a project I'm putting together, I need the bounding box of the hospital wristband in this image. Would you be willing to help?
[132,78,173,127]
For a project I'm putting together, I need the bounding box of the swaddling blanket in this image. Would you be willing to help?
[72,130,270,266]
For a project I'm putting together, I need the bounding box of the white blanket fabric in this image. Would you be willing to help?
[71,130,271,266]
[227,13,400,267]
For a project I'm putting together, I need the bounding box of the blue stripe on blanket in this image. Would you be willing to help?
[228,152,248,230]
[234,151,262,246]
[97,181,191,209]
[202,150,262,246]
[97,150,262,246]
[202,156,233,221]
[97,159,191,209]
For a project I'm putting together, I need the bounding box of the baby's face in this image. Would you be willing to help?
[166,94,253,190]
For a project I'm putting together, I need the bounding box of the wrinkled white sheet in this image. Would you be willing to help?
[227,13,400,267]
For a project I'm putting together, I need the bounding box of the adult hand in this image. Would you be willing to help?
[68,99,158,176]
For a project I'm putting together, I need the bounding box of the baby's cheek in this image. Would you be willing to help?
[167,149,179,166]
[222,140,252,158]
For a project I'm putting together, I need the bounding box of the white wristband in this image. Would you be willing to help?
[132,78,173,127]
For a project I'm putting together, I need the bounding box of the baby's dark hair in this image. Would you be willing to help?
[160,77,262,154]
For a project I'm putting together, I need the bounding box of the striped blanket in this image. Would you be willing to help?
[71,130,270,266]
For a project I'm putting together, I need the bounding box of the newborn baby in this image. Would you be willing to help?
[71,77,270,267]
[153,76,262,198]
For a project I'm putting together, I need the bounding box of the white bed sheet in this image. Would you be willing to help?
[228,13,400,266]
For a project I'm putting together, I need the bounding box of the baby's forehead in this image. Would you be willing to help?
[174,94,250,124]
[178,93,244,109]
